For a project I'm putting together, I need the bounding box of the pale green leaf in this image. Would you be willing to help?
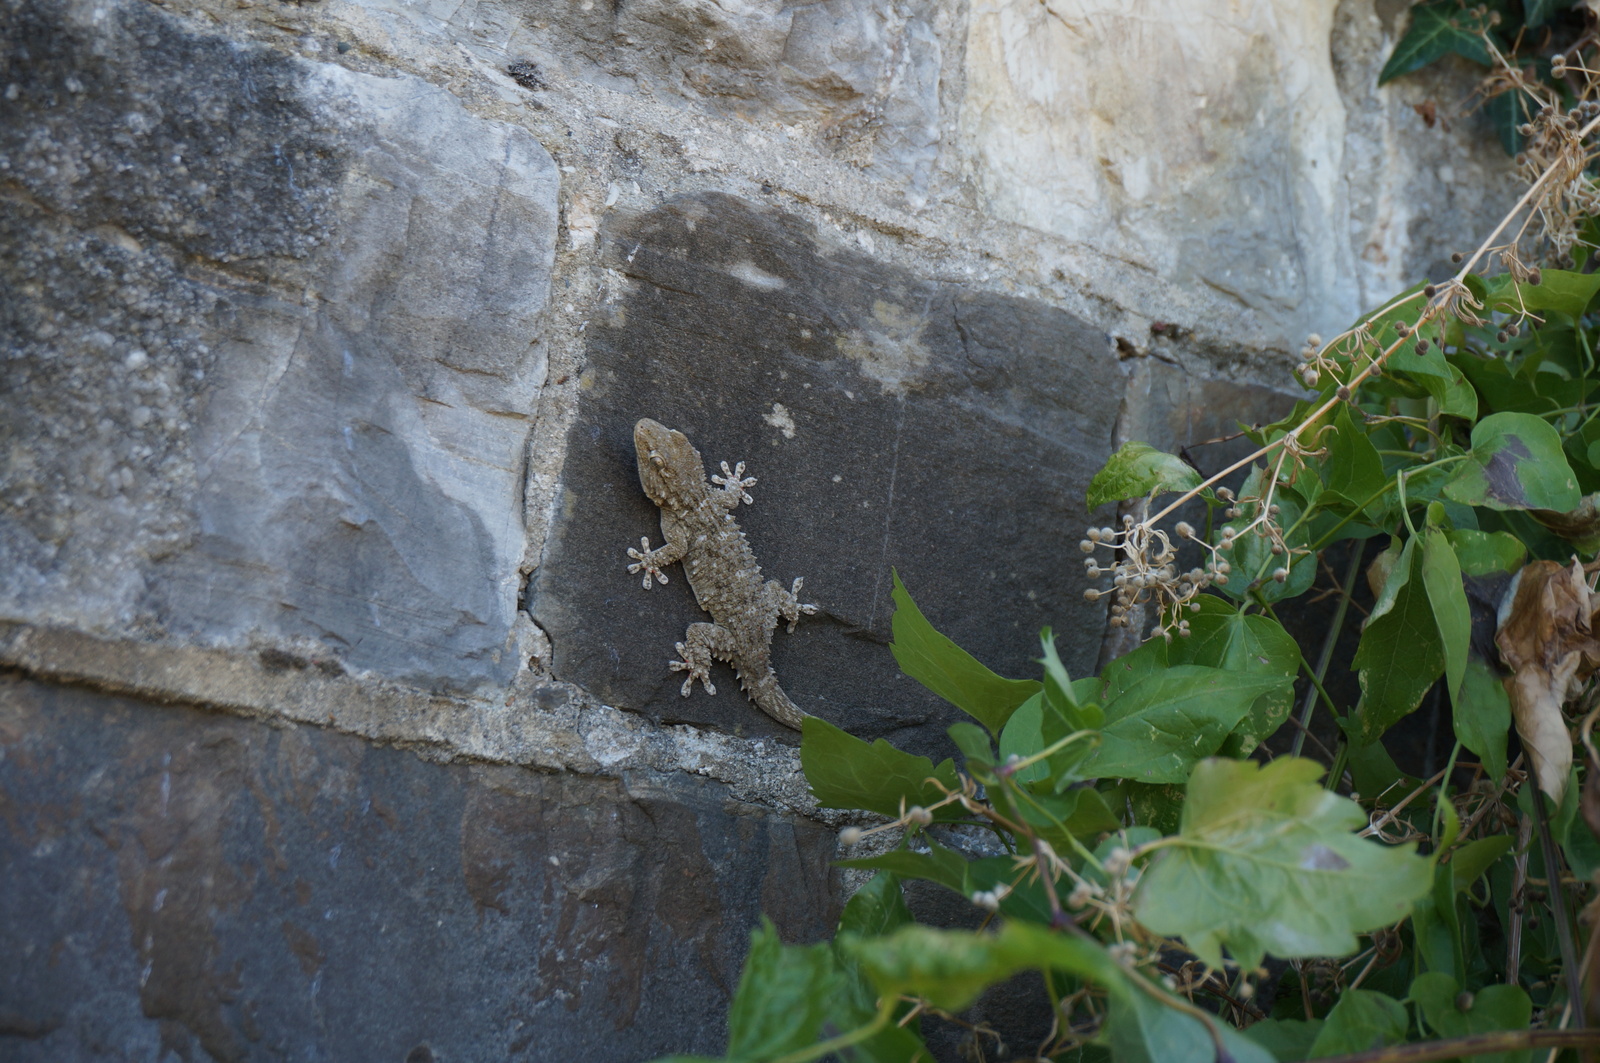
[846,923,1273,1063]
[1422,525,1470,704]
[1322,403,1388,508]
[1215,467,1318,605]
[838,872,913,938]
[1308,989,1408,1056]
[1081,666,1292,784]
[1086,441,1201,511]
[1240,1018,1322,1062]
[1411,973,1532,1063]
[1450,835,1513,894]
[1483,267,1600,319]
[836,842,969,894]
[1133,758,1433,970]
[726,920,839,1060]
[1455,657,1510,780]
[1166,595,1301,746]
[1446,529,1526,575]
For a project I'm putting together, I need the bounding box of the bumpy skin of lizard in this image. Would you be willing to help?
[626,418,817,730]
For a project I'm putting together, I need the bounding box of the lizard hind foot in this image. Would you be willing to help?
[784,577,820,633]
[669,642,716,696]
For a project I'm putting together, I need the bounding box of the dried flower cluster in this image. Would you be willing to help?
[1078,515,1227,639]
[1491,44,1600,264]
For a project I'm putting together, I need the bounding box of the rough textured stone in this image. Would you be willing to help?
[0,673,839,1061]
[0,0,559,691]
[0,0,1543,1053]
[530,192,1122,754]
[957,0,1518,345]
[495,0,946,189]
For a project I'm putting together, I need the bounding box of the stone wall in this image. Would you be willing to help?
[1,0,1516,1058]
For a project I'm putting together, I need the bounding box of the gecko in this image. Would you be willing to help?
[625,418,817,730]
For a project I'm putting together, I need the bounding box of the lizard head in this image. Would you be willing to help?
[634,418,705,508]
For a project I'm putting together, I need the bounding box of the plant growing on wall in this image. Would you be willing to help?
[653,9,1600,1062]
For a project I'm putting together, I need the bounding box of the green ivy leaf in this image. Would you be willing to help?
[838,872,913,939]
[1378,1,1493,84]
[1411,973,1532,1063]
[720,916,932,1063]
[1107,976,1276,1063]
[1040,630,1104,734]
[1449,835,1514,893]
[837,841,969,894]
[997,682,1101,787]
[725,920,840,1060]
[1081,666,1292,784]
[1133,758,1433,970]
[1483,268,1600,319]
[1524,0,1571,27]
[801,716,963,820]
[1166,595,1302,747]
[1388,342,1480,419]
[1487,86,1531,157]
[1215,467,1318,605]
[1422,524,1470,704]
[1307,989,1409,1056]
[1444,412,1581,512]
[889,570,1040,733]
[1354,544,1446,742]
[1322,403,1388,508]
[1446,528,1526,575]
[1239,1017,1323,1062]
[1086,441,1201,512]
[947,722,994,772]
[845,923,1274,1063]
[844,922,1110,1014]
[1455,657,1511,780]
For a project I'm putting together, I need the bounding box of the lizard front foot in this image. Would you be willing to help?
[626,537,670,589]
[669,640,716,696]
[712,460,757,505]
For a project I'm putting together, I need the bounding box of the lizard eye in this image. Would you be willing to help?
[648,448,663,465]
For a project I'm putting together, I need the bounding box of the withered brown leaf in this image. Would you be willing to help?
[1494,560,1600,805]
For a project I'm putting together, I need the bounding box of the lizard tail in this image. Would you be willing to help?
[743,671,807,730]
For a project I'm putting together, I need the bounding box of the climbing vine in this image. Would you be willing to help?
[653,5,1600,1061]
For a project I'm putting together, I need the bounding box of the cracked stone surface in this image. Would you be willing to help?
[0,673,840,1061]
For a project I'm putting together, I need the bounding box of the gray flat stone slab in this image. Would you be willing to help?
[0,0,558,692]
[531,192,1122,755]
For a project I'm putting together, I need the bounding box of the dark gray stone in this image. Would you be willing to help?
[0,674,840,1061]
[0,0,559,692]
[530,192,1123,755]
